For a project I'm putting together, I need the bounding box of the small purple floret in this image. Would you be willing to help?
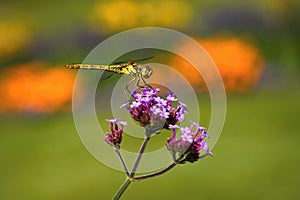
[104,118,127,147]
[166,121,211,163]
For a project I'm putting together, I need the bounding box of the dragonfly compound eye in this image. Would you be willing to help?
[141,66,153,79]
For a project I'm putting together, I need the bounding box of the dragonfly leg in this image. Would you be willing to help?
[141,75,153,89]
[136,76,141,88]
[124,77,136,97]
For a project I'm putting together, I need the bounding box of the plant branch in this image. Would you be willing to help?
[129,135,150,177]
[114,147,129,176]
[133,155,184,181]
[113,129,151,199]
[113,178,132,200]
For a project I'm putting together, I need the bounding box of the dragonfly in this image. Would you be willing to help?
[65,57,153,93]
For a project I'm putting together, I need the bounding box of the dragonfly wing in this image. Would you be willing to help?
[98,71,114,81]
[132,56,154,62]
[113,56,154,65]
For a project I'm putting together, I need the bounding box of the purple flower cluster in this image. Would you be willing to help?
[121,88,188,130]
[104,118,127,147]
[103,87,212,165]
[167,121,212,163]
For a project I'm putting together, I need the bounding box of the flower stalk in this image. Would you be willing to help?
[129,135,150,178]
[114,147,129,176]
[113,178,132,200]
[133,154,184,181]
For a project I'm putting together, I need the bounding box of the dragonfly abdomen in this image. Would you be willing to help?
[65,63,131,75]
[65,64,110,70]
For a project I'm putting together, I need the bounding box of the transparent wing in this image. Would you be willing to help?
[98,71,114,81]
[113,56,154,65]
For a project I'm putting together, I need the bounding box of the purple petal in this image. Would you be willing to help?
[177,113,185,122]
[167,93,178,102]
[180,127,190,135]
[150,105,161,115]
[145,89,157,97]
[169,124,180,129]
[178,102,188,113]
[160,108,170,119]
[120,121,128,126]
[130,101,141,108]
[181,133,193,143]
[120,103,129,109]
[133,93,143,101]
[202,141,213,155]
[106,118,118,123]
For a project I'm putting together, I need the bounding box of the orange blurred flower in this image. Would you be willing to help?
[88,0,193,34]
[169,37,265,92]
[0,62,75,114]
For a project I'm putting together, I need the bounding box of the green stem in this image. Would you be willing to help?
[129,136,150,178]
[113,130,151,199]
[113,178,132,200]
[133,155,184,181]
[114,147,129,176]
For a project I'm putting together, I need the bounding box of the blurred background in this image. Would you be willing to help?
[0,0,299,199]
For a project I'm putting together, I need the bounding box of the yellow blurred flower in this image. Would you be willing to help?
[0,62,75,114]
[0,20,31,59]
[93,0,139,32]
[169,37,265,92]
[158,1,192,27]
[88,0,193,34]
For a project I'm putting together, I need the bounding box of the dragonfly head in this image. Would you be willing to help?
[141,65,152,79]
